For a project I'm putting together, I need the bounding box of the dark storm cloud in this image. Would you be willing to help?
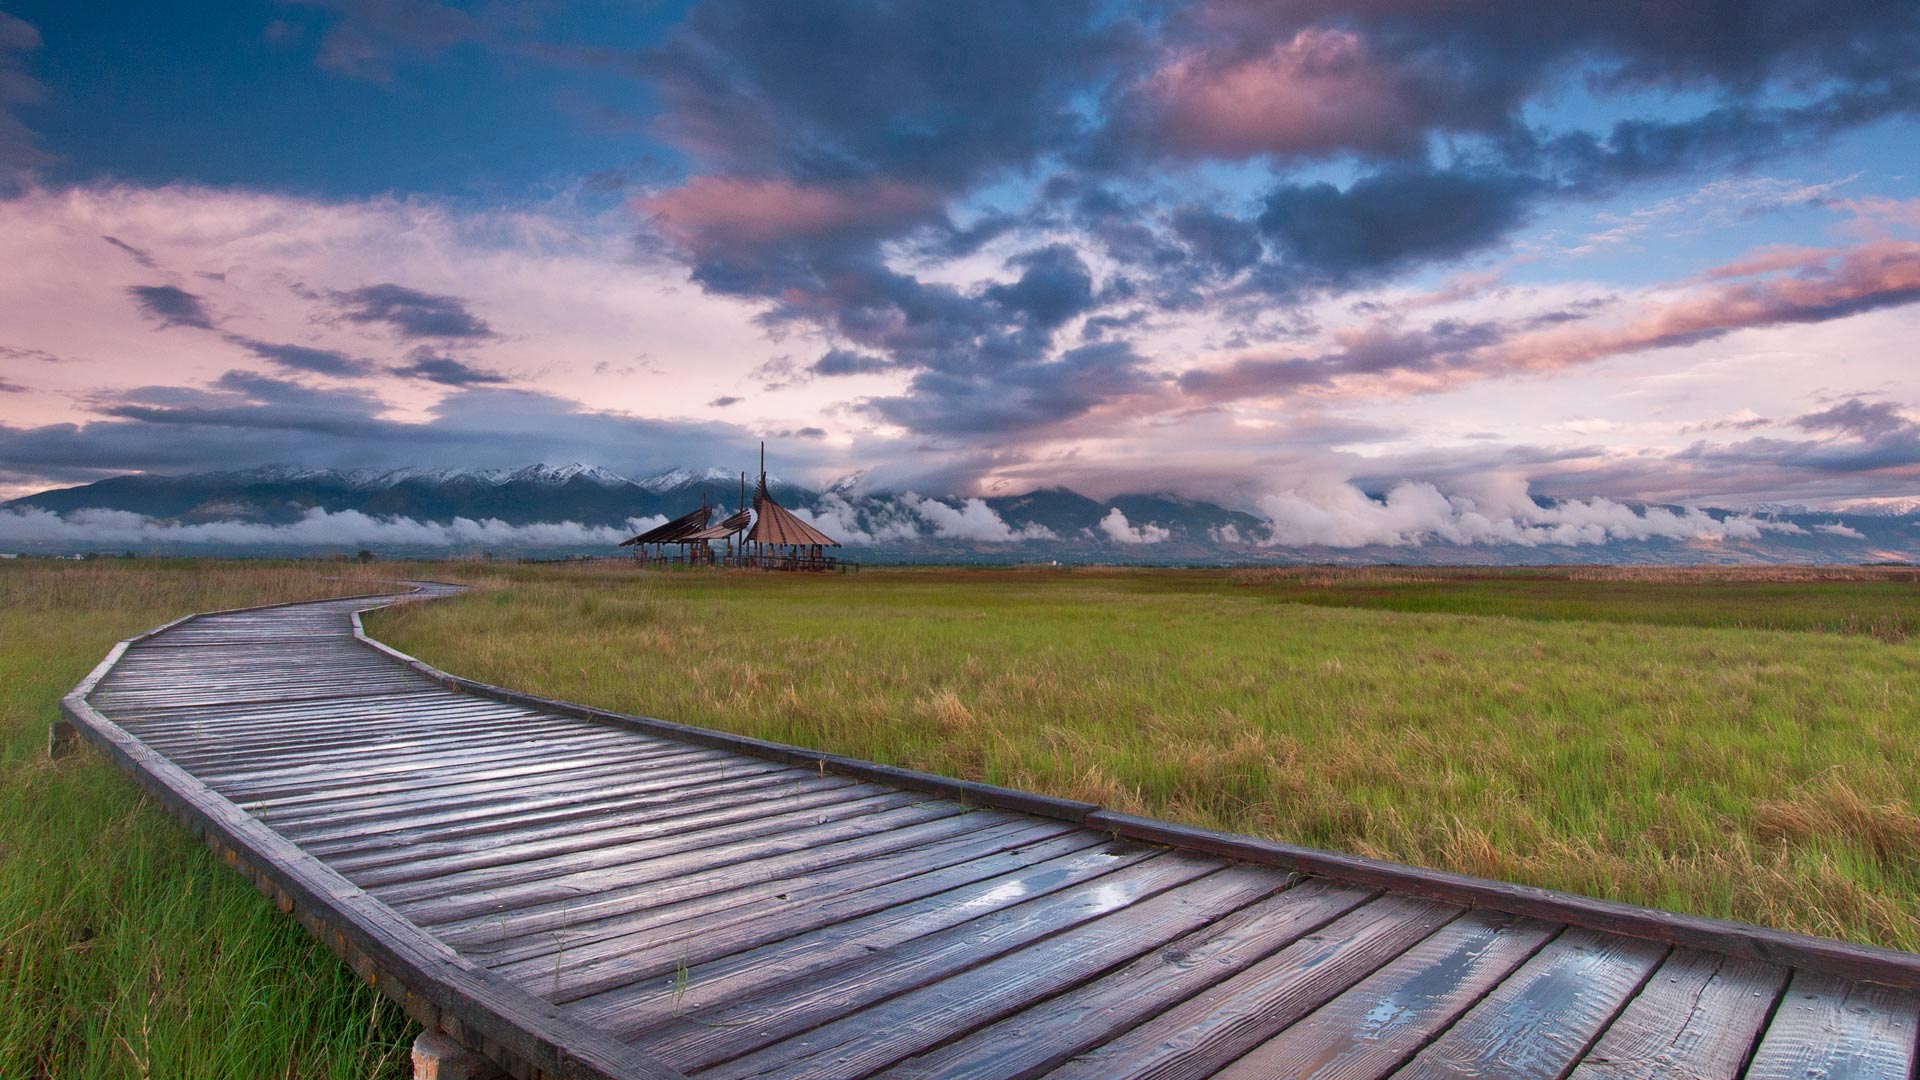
[1170,207,1262,274]
[330,283,496,340]
[638,0,1129,186]
[126,284,215,330]
[389,351,509,387]
[864,340,1164,436]
[811,349,892,377]
[985,246,1097,330]
[224,335,375,378]
[1254,169,1542,288]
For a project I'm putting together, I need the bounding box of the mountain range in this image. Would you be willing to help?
[4,464,1917,565]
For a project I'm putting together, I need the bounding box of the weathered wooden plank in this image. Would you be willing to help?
[246,745,726,823]
[428,811,1026,951]
[676,863,1288,1080]
[1389,927,1668,1080]
[326,773,864,877]
[873,878,1379,1080]
[294,761,808,854]
[1742,971,1920,1080]
[1191,911,1558,1080]
[1029,894,1461,1080]
[202,728,638,795]
[393,800,971,928]
[538,828,1143,1008]
[1565,949,1786,1080]
[344,779,891,888]
[366,789,930,904]
[472,818,1089,973]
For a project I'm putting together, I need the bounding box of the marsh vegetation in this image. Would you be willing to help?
[374,563,1920,951]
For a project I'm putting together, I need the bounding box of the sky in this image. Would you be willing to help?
[2,0,1919,519]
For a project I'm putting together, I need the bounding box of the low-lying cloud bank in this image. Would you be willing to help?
[1253,479,1808,548]
[0,506,665,549]
[792,493,1057,546]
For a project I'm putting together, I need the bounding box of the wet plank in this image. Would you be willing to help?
[1389,927,1668,1080]
[1742,971,1920,1080]
[1198,910,1558,1080]
[874,878,1379,1080]
[1566,949,1786,1080]
[1035,894,1466,1080]
[678,864,1290,1079]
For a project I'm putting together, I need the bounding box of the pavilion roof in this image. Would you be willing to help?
[684,508,753,541]
[619,504,712,546]
[746,481,839,547]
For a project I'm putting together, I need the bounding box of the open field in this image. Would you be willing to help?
[370,562,1920,952]
[0,561,417,1079]
[8,558,1920,1077]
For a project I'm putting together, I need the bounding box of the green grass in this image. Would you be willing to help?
[9,558,1920,1076]
[372,563,1920,951]
[0,560,417,1079]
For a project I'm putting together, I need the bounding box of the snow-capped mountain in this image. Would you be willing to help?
[6,464,1918,563]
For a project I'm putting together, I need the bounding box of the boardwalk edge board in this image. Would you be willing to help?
[349,582,1920,995]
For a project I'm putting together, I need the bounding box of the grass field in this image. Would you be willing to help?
[0,561,417,1079]
[372,562,1920,952]
[8,558,1920,1078]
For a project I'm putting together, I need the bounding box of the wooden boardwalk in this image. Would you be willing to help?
[58,584,1920,1080]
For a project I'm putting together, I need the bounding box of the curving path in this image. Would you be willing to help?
[58,582,1920,1080]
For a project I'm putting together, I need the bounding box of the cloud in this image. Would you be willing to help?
[1099,506,1169,543]
[1813,521,1866,539]
[904,494,1056,542]
[639,0,1126,186]
[1182,240,1920,404]
[865,340,1164,436]
[0,344,61,364]
[0,377,25,393]
[389,352,510,386]
[0,504,663,550]
[101,235,157,269]
[811,349,892,377]
[226,335,375,377]
[643,176,942,257]
[127,284,215,330]
[1253,473,1804,549]
[1254,168,1542,288]
[1124,29,1435,162]
[294,0,503,83]
[707,395,741,407]
[0,12,48,174]
[331,282,497,339]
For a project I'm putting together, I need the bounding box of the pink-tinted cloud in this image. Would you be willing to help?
[640,177,942,255]
[1137,29,1424,160]
[1182,240,1920,403]
[1512,241,1920,375]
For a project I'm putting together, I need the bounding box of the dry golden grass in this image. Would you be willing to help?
[375,565,1920,951]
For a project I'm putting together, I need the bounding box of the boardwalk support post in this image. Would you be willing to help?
[411,1032,504,1080]
[47,718,78,759]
